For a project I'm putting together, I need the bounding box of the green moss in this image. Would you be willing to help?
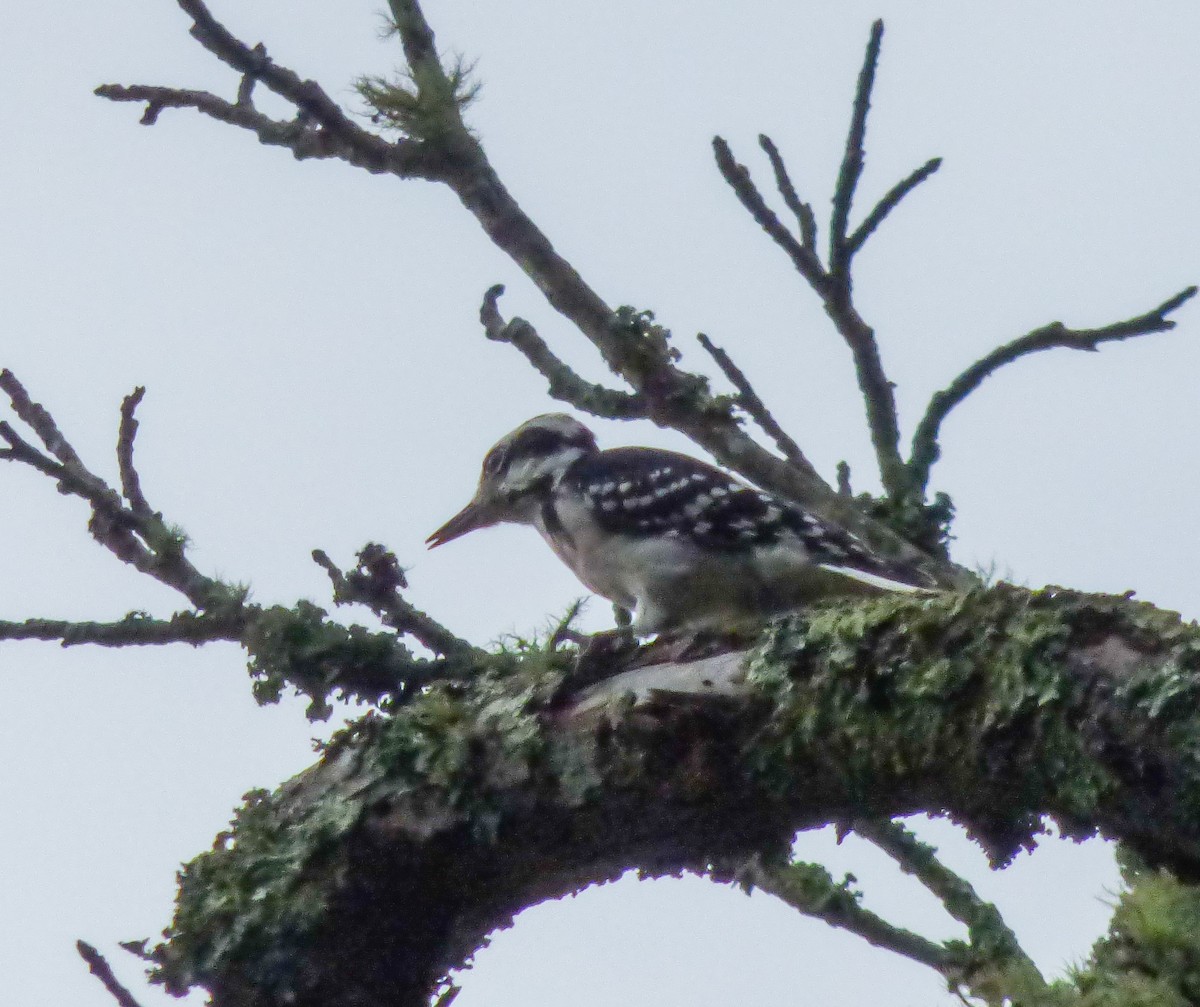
[1071,854,1200,1006]
[148,652,574,998]
[147,585,1200,1003]
[746,586,1200,863]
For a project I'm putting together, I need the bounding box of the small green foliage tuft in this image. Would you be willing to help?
[1070,854,1200,1006]
[358,53,479,142]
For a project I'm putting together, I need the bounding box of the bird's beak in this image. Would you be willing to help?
[426,497,497,549]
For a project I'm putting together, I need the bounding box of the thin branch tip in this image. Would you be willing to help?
[77,939,147,1007]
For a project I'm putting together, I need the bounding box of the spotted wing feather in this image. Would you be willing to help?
[565,448,915,583]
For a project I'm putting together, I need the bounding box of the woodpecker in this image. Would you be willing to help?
[427,414,926,634]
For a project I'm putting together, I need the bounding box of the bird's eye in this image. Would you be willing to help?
[483,446,508,477]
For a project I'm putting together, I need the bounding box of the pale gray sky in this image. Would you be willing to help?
[2,2,1197,1005]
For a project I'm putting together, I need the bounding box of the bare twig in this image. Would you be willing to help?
[481,286,649,420]
[712,137,828,292]
[846,156,942,258]
[836,461,852,497]
[0,612,244,647]
[695,332,821,481]
[96,0,438,178]
[117,387,152,515]
[1,370,229,609]
[908,285,1198,495]
[758,134,818,251]
[714,32,910,503]
[236,42,266,106]
[77,941,147,1007]
[0,368,87,468]
[828,19,883,281]
[313,546,482,660]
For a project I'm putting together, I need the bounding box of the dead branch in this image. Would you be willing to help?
[695,332,820,480]
[854,818,1047,996]
[97,1,952,584]
[480,286,649,420]
[312,545,482,660]
[828,20,883,281]
[1,370,227,610]
[908,285,1198,495]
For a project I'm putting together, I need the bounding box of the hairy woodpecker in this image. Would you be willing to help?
[427,414,925,633]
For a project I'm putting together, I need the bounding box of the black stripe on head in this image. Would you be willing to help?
[510,422,595,462]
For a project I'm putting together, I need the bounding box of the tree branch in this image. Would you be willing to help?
[695,332,822,481]
[908,285,1198,495]
[829,19,883,281]
[1,370,230,610]
[736,855,956,974]
[0,612,243,647]
[854,818,1047,997]
[711,136,828,291]
[757,134,818,252]
[99,2,951,583]
[846,156,942,257]
[77,941,147,1007]
[96,1,439,177]
[312,545,482,660]
[713,24,917,501]
[146,585,1200,1007]
[117,386,152,516]
[480,286,650,420]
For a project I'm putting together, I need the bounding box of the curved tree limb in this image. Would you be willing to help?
[143,585,1200,1007]
[479,286,650,420]
[908,285,1198,495]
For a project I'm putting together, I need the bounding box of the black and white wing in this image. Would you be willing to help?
[565,447,922,590]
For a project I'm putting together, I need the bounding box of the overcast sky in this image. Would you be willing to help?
[3,2,1198,1005]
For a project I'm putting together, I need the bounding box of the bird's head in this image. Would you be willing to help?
[426,413,598,548]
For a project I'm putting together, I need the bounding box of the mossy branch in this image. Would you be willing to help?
[854,818,1048,1001]
[0,373,476,718]
[144,585,1200,1006]
[737,854,957,974]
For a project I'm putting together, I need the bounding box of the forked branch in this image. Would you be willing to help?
[1,370,474,714]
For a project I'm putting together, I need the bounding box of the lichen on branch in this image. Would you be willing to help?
[139,585,1200,1007]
